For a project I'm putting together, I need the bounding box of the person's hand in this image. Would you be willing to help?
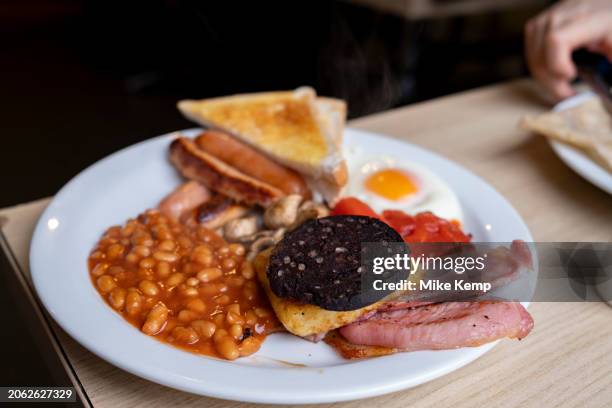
[525,0,612,101]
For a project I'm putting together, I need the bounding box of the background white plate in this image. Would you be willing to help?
[550,91,612,195]
[30,128,533,404]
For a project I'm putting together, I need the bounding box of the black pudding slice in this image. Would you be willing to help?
[267,215,406,311]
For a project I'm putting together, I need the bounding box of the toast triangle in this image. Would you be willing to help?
[178,87,347,203]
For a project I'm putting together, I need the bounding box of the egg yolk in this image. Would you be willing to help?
[365,169,419,201]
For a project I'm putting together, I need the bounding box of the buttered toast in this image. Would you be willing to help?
[178,87,347,204]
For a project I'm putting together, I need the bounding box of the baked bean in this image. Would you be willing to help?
[125,252,140,264]
[90,251,104,260]
[229,243,246,256]
[134,234,154,247]
[91,262,108,277]
[90,209,279,361]
[227,304,240,315]
[178,309,200,323]
[137,268,154,280]
[182,287,199,297]
[133,245,151,257]
[164,319,178,334]
[139,280,160,297]
[191,320,216,338]
[213,314,225,327]
[166,273,185,287]
[150,220,163,228]
[172,326,199,344]
[158,240,175,252]
[107,266,124,276]
[142,303,168,335]
[197,227,215,242]
[139,257,156,269]
[156,261,171,278]
[125,291,142,316]
[108,287,127,310]
[143,296,157,308]
[229,324,243,340]
[221,258,236,271]
[239,337,261,357]
[215,294,230,305]
[177,236,193,249]
[240,262,255,280]
[153,251,178,263]
[97,275,116,293]
[217,245,230,257]
[192,251,213,267]
[121,223,136,237]
[100,237,117,246]
[193,244,212,255]
[213,328,229,343]
[199,283,221,296]
[226,312,244,325]
[106,243,125,260]
[245,311,258,325]
[215,337,239,360]
[156,229,173,241]
[197,268,222,283]
[186,298,206,313]
[106,226,121,237]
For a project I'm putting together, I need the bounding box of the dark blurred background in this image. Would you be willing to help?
[1,0,551,208]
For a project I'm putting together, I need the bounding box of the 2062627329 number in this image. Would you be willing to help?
[1,387,76,402]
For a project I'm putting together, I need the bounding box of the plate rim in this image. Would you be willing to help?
[549,91,612,195]
[29,127,533,404]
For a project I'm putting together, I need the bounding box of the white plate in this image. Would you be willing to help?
[550,91,612,195]
[30,128,533,404]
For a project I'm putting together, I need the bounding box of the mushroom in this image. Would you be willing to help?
[288,201,331,230]
[263,195,303,229]
[237,227,285,243]
[288,208,318,231]
[245,228,286,260]
[247,237,277,261]
[236,229,272,244]
[223,215,259,242]
[271,227,286,241]
[299,200,330,217]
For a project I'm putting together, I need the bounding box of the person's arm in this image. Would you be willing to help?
[525,0,612,101]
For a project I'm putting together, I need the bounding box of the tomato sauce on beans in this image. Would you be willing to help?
[88,209,279,360]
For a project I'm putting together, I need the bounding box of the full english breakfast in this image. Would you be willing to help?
[88,87,534,361]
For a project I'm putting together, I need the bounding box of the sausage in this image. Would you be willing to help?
[158,181,210,221]
[194,194,249,230]
[169,137,284,207]
[195,131,311,198]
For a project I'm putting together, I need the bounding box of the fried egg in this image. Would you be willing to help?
[345,153,463,223]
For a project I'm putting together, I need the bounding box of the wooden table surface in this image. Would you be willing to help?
[2,79,611,407]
